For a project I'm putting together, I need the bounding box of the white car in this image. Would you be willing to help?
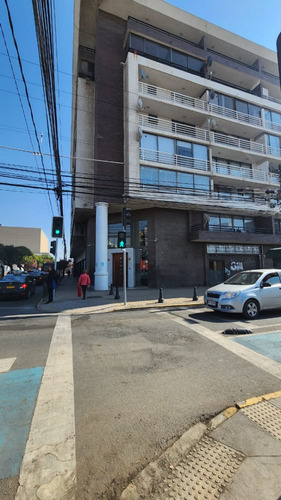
[204,269,281,319]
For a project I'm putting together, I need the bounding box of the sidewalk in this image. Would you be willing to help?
[38,278,281,499]
[37,276,206,314]
[120,392,281,500]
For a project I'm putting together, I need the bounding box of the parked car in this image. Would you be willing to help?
[27,269,46,286]
[204,269,281,319]
[0,273,36,300]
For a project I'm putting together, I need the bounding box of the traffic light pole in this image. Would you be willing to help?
[123,248,127,306]
[54,238,58,270]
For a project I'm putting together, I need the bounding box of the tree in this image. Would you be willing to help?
[56,259,70,277]
[0,244,32,269]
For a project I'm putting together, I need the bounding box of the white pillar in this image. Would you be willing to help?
[94,202,108,290]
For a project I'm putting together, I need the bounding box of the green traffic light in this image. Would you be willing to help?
[55,229,60,235]
[119,241,125,248]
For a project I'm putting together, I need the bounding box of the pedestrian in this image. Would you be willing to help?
[66,268,71,278]
[46,265,57,303]
[78,269,90,299]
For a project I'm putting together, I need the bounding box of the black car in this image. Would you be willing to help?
[27,269,46,286]
[0,274,36,299]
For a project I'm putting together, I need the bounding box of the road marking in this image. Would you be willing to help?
[0,357,16,373]
[161,312,281,380]
[16,315,76,500]
[0,367,43,479]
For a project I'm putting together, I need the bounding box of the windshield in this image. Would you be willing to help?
[224,271,263,286]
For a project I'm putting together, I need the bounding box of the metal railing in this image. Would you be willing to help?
[190,223,272,234]
[212,162,279,184]
[139,114,208,142]
[139,148,210,171]
[139,82,281,136]
[209,102,262,127]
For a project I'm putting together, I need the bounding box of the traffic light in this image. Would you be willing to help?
[122,207,131,228]
[50,240,57,255]
[118,231,126,248]
[52,216,63,238]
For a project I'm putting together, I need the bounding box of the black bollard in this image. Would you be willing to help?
[115,285,120,300]
[109,283,113,295]
[158,287,164,303]
[192,286,198,301]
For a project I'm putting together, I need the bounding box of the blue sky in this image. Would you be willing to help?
[0,0,280,259]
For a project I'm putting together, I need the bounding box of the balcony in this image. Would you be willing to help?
[190,224,280,245]
[139,82,281,137]
[213,162,279,186]
[139,113,281,163]
[140,148,210,172]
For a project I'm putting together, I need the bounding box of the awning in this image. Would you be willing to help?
[266,247,281,259]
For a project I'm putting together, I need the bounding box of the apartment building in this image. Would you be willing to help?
[71,0,281,289]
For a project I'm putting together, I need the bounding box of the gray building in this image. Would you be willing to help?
[70,0,281,288]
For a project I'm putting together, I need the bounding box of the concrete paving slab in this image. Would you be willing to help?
[210,411,281,457]
[219,456,281,500]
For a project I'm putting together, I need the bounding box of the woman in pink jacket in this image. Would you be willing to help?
[78,270,90,299]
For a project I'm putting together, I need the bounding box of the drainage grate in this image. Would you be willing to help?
[151,436,244,499]
[241,400,281,440]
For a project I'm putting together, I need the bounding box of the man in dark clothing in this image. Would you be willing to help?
[46,265,57,303]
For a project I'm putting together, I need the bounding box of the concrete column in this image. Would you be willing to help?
[94,202,108,290]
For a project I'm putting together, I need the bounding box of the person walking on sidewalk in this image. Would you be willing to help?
[78,270,90,299]
[46,265,57,303]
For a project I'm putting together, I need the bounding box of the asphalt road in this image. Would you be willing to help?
[1,305,281,499]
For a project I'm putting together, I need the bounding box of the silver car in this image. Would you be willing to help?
[204,269,281,319]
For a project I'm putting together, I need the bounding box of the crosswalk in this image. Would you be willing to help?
[0,315,76,500]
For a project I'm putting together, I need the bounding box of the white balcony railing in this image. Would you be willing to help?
[139,148,210,172]
[139,113,281,159]
[139,114,208,142]
[213,162,279,184]
[209,103,262,127]
[139,81,281,136]
[139,81,208,112]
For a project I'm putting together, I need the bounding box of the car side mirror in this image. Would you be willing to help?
[261,282,271,288]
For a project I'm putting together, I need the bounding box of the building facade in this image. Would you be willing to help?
[0,226,48,254]
[70,0,281,289]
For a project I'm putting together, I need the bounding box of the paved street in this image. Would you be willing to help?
[0,280,281,499]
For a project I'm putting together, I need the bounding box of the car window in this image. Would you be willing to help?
[225,272,262,285]
[262,273,281,285]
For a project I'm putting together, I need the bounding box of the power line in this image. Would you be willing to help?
[2,0,54,214]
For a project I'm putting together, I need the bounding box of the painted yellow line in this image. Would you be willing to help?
[237,391,281,408]
[223,406,238,418]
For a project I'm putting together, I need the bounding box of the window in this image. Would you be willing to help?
[207,214,254,232]
[267,134,281,151]
[172,50,188,69]
[79,46,95,80]
[140,133,208,170]
[211,92,261,119]
[188,56,204,73]
[213,157,252,178]
[207,244,261,254]
[141,166,210,194]
[263,273,281,285]
[128,33,203,76]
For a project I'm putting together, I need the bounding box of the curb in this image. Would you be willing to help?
[120,391,281,499]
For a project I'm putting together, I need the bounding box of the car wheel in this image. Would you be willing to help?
[243,299,260,319]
